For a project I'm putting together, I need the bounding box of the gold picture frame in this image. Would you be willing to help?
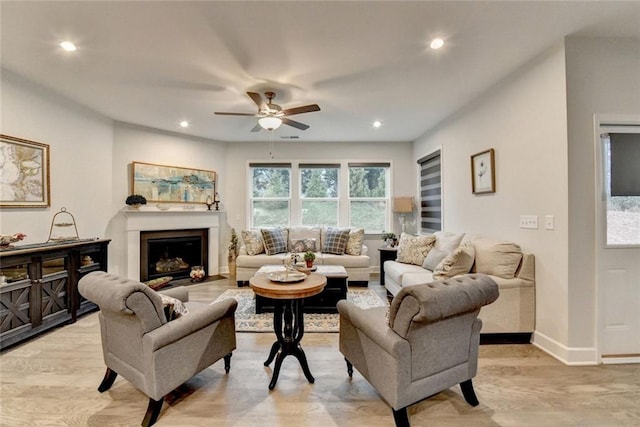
[0,134,51,208]
[471,148,495,194]
[131,161,216,204]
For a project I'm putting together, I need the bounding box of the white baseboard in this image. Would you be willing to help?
[601,356,640,365]
[532,331,598,365]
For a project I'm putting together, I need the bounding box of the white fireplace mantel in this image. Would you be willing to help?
[124,209,220,280]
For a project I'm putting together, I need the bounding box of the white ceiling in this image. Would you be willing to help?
[2,1,639,143]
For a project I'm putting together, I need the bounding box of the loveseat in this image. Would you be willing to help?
[235,226,370,286]
[384,231,535,336]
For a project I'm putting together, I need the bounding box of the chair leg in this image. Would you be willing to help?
[97,368,118,392]
[460,379,480,406]
[224,352,232,374]
[345,358,353,377]
[392,407,410,427]
[141,397,164,427]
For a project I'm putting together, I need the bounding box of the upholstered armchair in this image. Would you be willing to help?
[78,271,237,427]
[337,274,499,427]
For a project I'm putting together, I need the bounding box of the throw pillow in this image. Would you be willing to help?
[160,294,189,320]
[290,238,317,253]
[396,232,436,266]
[322,227,350,255]
[241,229,265,255]
[261,228,289,255]
[345,228,365,256]
[433,231,465,253]
[433,241,475,280]
[473,238,523,279]
[422,248,449,271]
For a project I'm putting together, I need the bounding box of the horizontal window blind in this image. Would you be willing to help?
[417,150,441,233]
[609,133,640,196]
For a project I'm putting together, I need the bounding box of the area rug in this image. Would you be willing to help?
[212,288,388,333]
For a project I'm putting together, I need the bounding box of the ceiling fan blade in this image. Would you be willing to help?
[214,112,257,116]
[250,123,263,132]
[282,104,321,116]
[282,117,310,130]
[247,92,266,110]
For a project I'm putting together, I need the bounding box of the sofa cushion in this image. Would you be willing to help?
[242,229,265,255]
[321,253,370,268]
[345,228,365,256]
[433,231,465,253]
[322,227,350,255]
[236,253,287,268]
[396,232,436,266]
[422,248,449,271]
[384,260,425,286]
[473,237,523,279]
[433,241,475,280]
[261,228,289,255]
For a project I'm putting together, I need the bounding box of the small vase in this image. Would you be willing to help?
[305,260,314,268]
[190,266,205,282]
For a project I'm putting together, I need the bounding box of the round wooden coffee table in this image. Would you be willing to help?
[250,272,327,390]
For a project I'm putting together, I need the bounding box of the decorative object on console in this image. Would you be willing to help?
[471,148,496,194]
[381,231,397,247]
[131,161,216,204]
[0,134,51,208]
[125,194,147,208]
[393,196,414,232]
[0,233,27,248]
[47,207,80,242]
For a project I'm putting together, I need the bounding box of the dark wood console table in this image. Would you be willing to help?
[0,239,110,350]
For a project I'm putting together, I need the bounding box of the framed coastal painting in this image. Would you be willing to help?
[471,148,495,194]
[131,161,216,204]
[0,134,51,208]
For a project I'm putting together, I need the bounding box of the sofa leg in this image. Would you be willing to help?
[392,407,410,427]
[460,379,479,406]
[142,397,164,427]
[224,352,232,374]
[97,368,118,392]
[344,358,353,377]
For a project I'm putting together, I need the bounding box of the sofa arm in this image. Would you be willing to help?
[337,300,408,357]
[159,286,189,302]
[143,298,237,352]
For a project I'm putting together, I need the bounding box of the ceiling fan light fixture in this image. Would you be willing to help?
[258,116,282,131]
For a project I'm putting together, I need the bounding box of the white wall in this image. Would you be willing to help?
[107,122,227,275]
[565,37,640,349]
[0,69,113,242]
[413,44,570,357]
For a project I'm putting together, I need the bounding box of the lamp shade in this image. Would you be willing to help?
[258,116,282,131]
[393,197,414,213]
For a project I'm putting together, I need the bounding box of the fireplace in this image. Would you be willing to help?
[140,229,208,281]
[124,209,220,281]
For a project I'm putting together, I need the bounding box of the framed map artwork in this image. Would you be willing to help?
[131,161,216,204]
[0,134,51,208]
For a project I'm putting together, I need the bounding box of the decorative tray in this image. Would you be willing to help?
[268,271,307,283]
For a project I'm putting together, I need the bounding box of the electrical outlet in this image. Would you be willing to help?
[519,215,538,229]
[545,215,554,230]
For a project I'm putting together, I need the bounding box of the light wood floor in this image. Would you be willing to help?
[1,276,639,426]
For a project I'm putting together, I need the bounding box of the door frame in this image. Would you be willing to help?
[593,114,640,364]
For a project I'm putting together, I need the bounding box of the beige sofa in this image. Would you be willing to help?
[235,226,370,286]
[384,232,535,335]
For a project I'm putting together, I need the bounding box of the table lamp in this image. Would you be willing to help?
[393,197,414,233]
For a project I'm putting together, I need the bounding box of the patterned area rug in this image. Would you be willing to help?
[213,288,389,333]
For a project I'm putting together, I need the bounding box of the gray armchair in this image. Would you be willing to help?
[338,274,499,427]
[78,271,237,427]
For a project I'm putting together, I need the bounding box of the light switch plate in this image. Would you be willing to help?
[519,215,538,229]
[545,215,554,230]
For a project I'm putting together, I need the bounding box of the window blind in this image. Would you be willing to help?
[417,150,442,233]
[609,133,640,196]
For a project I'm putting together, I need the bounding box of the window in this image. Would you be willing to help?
[348,163,390,232]
[300,164,339,226]
[602,132,640,246]
[249,161,391,232]
[417,150,442,233]
[250,163,291,228]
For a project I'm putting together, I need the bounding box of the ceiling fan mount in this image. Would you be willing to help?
[215,91,320,132]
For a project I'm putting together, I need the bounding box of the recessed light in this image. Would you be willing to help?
[373,120,382,128]
[60,41,77,52]
[179,120,189,128]
[430,38,444,50]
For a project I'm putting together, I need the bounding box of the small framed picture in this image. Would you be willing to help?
[471,148,495,194]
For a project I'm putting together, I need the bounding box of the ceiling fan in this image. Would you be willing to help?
[214,91,320,132]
